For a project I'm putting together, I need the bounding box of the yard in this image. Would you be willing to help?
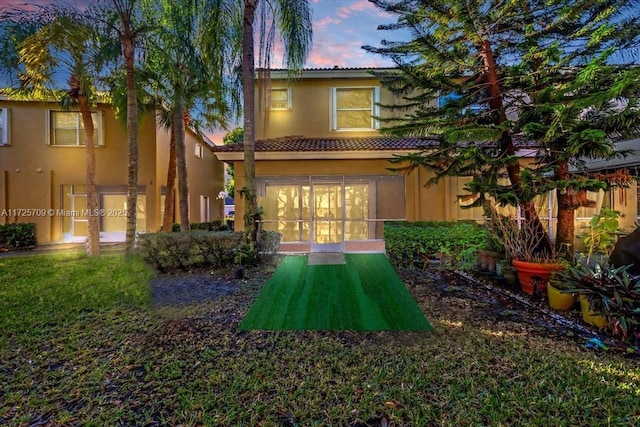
[1,252,639,426]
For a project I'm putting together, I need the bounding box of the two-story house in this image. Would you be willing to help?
[0,97,226,245]
[213,67,639,253]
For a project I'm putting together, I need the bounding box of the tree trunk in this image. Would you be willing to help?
[162,127,177,232]
[480,39,552,256]
[122,23,139,256]
[242,0,259,243]
[173,103,190,231]
[555,162,582,258]
[74,82,100,256]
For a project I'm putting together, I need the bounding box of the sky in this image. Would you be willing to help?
[0,0,399,68]
[0,0,400,141]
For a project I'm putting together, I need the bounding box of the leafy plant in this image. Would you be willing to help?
[0,222,36,250]
[555,263,640,341]
[578,207,622,260]
[384,221,486,268]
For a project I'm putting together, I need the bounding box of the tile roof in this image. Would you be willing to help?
[213,135,439,153]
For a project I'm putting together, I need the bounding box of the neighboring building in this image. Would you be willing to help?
[0,97,226,245]
[213,67,639,253]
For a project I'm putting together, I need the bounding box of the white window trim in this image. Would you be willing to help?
[0,108,10,146]
[195,142,205,158]
[200,195,210,222]
[330,87,380,132]
[47,110,104,146]
[269,87,292,110]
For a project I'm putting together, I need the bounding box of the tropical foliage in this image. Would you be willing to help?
[365,0,640,257]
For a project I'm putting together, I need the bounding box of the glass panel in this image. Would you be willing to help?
[337,89,372,109]
[51,112,99,145]
[337,110,372,129]
[345,184,369,240]
[62,185,72,234]
[136,195,146,232]
[102,195,127,232]
[72,193,87,237]
[73,220,88,236]
[270,89,289,109]
[313,184,343,244]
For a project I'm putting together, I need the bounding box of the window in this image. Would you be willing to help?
[331,87,380,131]
[269,88,291,109]
[195,143,205,158]
[49,111,104,146]
[200,195,210,222]
[0,108,9,146]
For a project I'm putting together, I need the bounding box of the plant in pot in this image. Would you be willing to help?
[485,208,565,297]
[575,207,623,268]
[555,263,640,336]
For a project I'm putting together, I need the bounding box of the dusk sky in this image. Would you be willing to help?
[0,0,399,68]
[0,0,399,140]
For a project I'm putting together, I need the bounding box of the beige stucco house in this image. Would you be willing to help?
[0,97,226,245]
[213,67,639,253]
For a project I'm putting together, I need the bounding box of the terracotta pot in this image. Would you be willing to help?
[579,295,608,329]
[512,259,565,297]
[547,283,576,311]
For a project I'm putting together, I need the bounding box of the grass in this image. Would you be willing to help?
[240,254,432,331]
[1,253,639,426]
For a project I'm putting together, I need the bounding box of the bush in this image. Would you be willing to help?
[384,221,486,268]
[555,263,640,341]
[136,230,282,273]
[137,231,244,273]
[0,223,36,250]
[171,221,228,232]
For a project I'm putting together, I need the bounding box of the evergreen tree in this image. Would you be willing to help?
[364,0,640,257]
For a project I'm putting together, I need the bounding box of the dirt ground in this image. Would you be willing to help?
[148,259,635,357]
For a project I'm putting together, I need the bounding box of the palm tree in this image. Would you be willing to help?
[241,0,312,248]
[142,0,239,231]
[109,0,143,256]
[10,8,104,256]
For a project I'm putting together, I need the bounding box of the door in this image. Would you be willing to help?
[311,182,344,252]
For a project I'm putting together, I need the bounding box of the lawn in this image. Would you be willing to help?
[1,253,639,426]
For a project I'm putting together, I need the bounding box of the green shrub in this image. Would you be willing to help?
[137,230,282,273]
[0,222,36,250]
[171,221,228,232]
[137,231,243,272]
[384,221,486,268]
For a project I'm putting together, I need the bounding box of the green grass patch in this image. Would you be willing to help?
[239,254,433,331]
[0,253,153,341]
[2,253,639,426]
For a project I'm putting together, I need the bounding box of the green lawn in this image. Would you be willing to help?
[240,254,432,330]
[1,253,639,426]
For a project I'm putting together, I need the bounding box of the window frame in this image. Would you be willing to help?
[330,86,380,131]
[195,142,205,158]
[0,108,10,146]
[47,110,104,147]
[269,87,292,110]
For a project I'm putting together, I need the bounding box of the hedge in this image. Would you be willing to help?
[137,230,281,273]
[0,223,36,251]
[384,221,486,268]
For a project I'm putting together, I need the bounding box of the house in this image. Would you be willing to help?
[213,67,639,253]
[0,97,226,245]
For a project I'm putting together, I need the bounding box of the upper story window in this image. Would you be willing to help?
[331,87,380,131]
[195,142,205,158]
[49,110,104,146]
[0,108,10,146]
[269,88,291,110]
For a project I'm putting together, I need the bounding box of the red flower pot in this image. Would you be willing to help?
[512,259,565,297]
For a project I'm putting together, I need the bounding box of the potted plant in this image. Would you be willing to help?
[547,277,577,311]
[555,263,640,336]
[485,209,564,297]
[575,207,623,268]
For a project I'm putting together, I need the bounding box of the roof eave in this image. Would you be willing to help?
[214,150,423,162]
